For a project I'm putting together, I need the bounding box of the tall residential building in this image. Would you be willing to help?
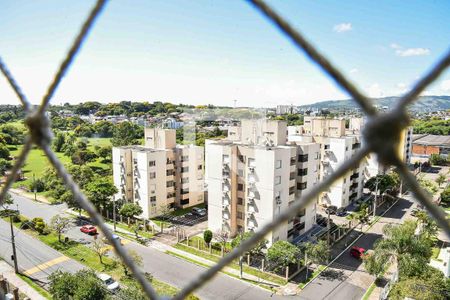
[112,128,204,219]
[206,120,319,244]
[288,116,413,208]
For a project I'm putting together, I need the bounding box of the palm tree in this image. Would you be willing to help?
[436,173,446,188]
[364,221,432,276]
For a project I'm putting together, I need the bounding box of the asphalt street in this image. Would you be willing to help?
[7,192,294,300]
[298,196,414,300]
[0,218,85,284]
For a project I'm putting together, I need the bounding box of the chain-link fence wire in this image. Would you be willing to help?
[0,0,449,299]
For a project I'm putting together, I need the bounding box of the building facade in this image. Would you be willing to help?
[206,120,319,244]
[112,128,204,219]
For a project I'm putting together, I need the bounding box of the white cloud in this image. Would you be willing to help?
[389,43,430,57]
[333,23,352,33]
[350,68,358,74]
[440,79,450,92]
[396,48,430,57]
[367,83,384,98]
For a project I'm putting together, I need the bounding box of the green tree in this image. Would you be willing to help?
[365,174,399,194]
[267,240,300,269]
[363,221,432,277]
[441,187,450,205]
[71,149,97,165]
[203,229,213,246]
[52,131,67,152]
[231,232,268,256]
[304,240,330,266]
[119,203,143,221]
[49,215,74,242]
[97,145,112,162]
[91,239,108,265]
[0,143,10,159]
[111,121,143,146]
[84,177,118,212]
[93,120,114,137]
[48,269,107,300]
[0,158,12,175]
[429,154,447,166]
[436,173,446,187]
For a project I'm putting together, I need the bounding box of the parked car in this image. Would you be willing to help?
[336,207,347,216]
[80,225,97,235]
[316,215,327,226]
[350,246,366,259]
[192,207,207,217]
[102,234,122,245]
[325,205,337,215]
[97,273,120,293]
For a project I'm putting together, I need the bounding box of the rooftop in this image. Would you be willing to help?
[412,134,450,146]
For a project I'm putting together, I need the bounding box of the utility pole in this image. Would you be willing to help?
[112,198,117,232]
[32,173,37,201]
[373,177,379,218]
[9,213,19,274]
[239,230,243,279]
[327,210,331,246]
[304,251,308,281]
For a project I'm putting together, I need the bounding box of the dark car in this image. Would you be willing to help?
[350,246,366,259]
[192,207,207,217]
[325,205,337,215]
[336,207,347,216]
[316,215,327,226]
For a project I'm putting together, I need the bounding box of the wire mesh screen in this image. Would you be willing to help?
[1,0,449,299]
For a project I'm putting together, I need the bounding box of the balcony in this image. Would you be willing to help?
[350,172,359,180]
[223,197,230,207]
[248,175,256,183]
[223,212,230,220]
[247,220,257,230]
[248,166,255,174]
[222,184,230,192]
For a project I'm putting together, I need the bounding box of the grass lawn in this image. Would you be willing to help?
[17,273,52,299]
[10,137,113,191]
[175,241,286,286]
[10,146,71,189]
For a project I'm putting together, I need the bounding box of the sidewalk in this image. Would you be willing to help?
[0,261,47,300]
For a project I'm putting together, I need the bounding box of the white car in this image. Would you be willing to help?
[97,273,120,293]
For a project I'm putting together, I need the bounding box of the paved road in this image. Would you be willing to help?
[0,218,85,284]
[7,192,295,300]
[298,196,414,300]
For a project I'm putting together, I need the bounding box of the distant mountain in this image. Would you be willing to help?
[298,96,450,112]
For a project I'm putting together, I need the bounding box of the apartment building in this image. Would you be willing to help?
[112,128,204,219]
[206,120,319,244]
[288,116,413,208]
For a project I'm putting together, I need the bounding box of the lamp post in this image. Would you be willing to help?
[32,173,37,201]
[373,176,380,218]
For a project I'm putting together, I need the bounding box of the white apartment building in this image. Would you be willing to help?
[206,120,319,244]
[288,116,413,208]
[112,128,204,219]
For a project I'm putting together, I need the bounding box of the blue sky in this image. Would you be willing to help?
[1,0,449,107]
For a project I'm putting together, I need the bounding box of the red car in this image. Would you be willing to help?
[350,246,366,259]
[80,225,97,235]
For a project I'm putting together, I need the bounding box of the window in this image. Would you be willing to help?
[238,169,244,177]
[149,160,156,167]
[181,177,189,184]
[324,144,330,150]
[149,172,156,179]
[238,197,243,205]
[315,152,319,159]
[297,168,307,176]
[166,169,174,176]
[297,182,307,190]
[237,212,243,220]
[298,154,308,162]
[275,176,281,185]
[150,196,156,207]
[181,166,189,173]
[181,155,189,162]
[198,165,202,170]
[275,160,282,169]
[181,188,189,194]
[166,181,174,187]
[237,184,243,191]
[180,199,189,205]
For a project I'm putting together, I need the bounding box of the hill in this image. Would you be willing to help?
[298,96,450,112]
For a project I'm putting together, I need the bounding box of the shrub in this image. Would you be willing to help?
[203,230,213,245]
[32,217,46,234]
